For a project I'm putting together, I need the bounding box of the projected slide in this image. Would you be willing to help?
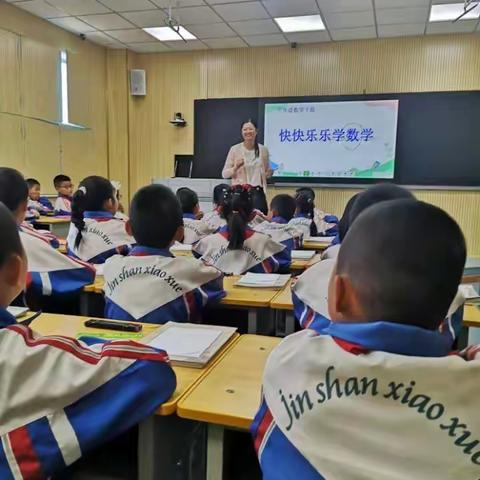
[265,100,398,179]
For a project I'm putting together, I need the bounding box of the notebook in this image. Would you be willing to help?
[235,273,291,289]
[7,306,28,318]
[305,236,335,244]
[170,242,193,253]
[145,322,237,368]
[461,284,480,301]
[291,250,316,260]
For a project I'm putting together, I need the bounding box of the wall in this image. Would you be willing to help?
[0,2,108,192]
[119,34,480,256]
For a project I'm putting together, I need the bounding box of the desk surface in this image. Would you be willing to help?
[30,313,238,415]
[36,216,71,224]
[464,303,480,328]
[178,334,281,430]
[221,276,285,308]
[290,254,322,271]
[302,239,332,251]
[270,280,293,311]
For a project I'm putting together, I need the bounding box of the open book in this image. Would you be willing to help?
[291,250,316,260]
[145,322,237,368]
[235,273,290,289]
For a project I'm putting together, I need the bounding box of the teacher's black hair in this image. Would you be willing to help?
[338,199,466,330]
[294,190,318,236]
[71,176,116,249]
[221,185,253,250]
[130,184,183,249]
[241,119,260,158]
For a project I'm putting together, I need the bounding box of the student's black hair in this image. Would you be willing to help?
[71,176,116,249]
[130,184,183,249]
[53,174,71,189]
[176,187,199,215]
[337,199,466,330]
[0,203,24,268]
[338,194,360,242]
[0,167,28,213]
[270,194,296,222]
[295,186,315,200]
[294,190,318,236]
[213,183,230,206]
[221,185,254,250]
[241,119,259,158]
[26,178,40,189]
[349,183,414,226]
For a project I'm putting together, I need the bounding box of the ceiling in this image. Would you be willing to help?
[6,0,480,52]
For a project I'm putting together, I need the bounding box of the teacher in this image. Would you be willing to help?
[222,119,272,214]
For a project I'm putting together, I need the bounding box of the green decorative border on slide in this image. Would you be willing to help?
[274,159,395,179]
[265,104,288,113]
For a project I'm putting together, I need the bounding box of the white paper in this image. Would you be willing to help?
[94,264,104,276]
[292,250,316,260]
[460,284,480,300]
[238,273,280,286]
[7,306,28,318]
[148,326,222,358]
[305,236,335,244]
[170,242,193,252]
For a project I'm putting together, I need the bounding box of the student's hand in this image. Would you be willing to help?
[196,211,204,220]
[234,158,245,172]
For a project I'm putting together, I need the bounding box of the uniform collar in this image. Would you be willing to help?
[0,307,17,329]
[294,213,309,219]
[130,245,173,257]
[183,213,196,220]
[84,211,114,219]
[271,216,288,224]
[315,321,451,357]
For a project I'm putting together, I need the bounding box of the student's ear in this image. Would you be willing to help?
[125,220,133,236]
[15,200,28,225]
[328,273,365,322]
[104,198,117,214]
[4,253,27,302]
[268,207,276,221]
[172,225,184,244]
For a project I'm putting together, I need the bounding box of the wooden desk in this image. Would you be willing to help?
[178,334,281,480]
[270,280,294,311]
[464,303,480,328]
[302,238,333,251]
[35,216,70,238]
[30,312,239,480]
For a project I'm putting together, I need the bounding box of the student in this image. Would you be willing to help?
[288,189,319,237]
[53,173,74,215]
[26,177,53,214]
[0,168,95,299]
[67,176,135,264]
[0,167,95,297]
[193,185,290,274]
[202,183,230,230]
[294,184,415,326]
[290,187,338,237]
[104,184,225,324]
[252,199,478,479]
[254,194,303,250]
[0,202,176,478]
[176,187,216,244]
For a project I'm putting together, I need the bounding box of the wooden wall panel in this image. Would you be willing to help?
[23,119,61,186]
[0,30,21,114]
[0,114,24,170]
[125,34,480,255]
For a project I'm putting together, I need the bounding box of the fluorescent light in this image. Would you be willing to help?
[143,26,196,41]
[274,15,325,33]
[429,3,480,22]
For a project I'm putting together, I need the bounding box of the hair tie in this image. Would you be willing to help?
[78,186,87,194]
[232,210,239,214]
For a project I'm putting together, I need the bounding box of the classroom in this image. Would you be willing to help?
[1,0,480,478]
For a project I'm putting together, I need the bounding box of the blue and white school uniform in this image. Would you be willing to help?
[28,198,53,214]
[202,208,226,230]
[292,259,334,330]
[287,214,314,238]
[182,213,217,245]
[104,246,225,324]
[254,216,303,253]
[54,195,72,216]
[20,227,95,296]
[20,221,60,249]
[314,210,338,236]
[253,319,480,480]
[0,306,176,479]
[67,211,134,264]
[193,225,291,275]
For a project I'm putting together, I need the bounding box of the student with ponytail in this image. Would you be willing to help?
[193,185,291,274]
[67,176,134,264]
